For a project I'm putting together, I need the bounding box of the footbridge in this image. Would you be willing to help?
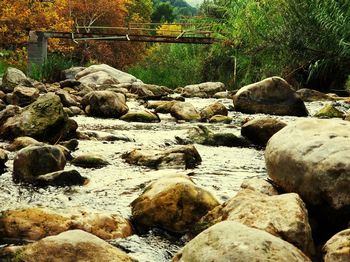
[28,22,216,69]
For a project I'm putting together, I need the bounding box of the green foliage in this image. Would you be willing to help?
[151,0,197,22]
[29,53,74,82]
[0,60,7,77]
[128,44,205,88]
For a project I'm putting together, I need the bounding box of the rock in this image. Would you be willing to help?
[199,102,228,121]
[241,117,287,146]
[0,99,6,111]
[56,89,79,107]
[0,149,8,167]
[0,208,133,241]
[213,91,230,99]
[173,221,311,262]
[181,82,226,98]
[82,91,128,118]
[61,66,86,80]
[154,101,177,114]
[181,125,251,147]
[170,102,201,122]
[122,145,202,169]
[11,85,39,106]
[120,110,160,123]
[59,79,81,88]
[240,178,279,196]
[130,83,173,98]
[323,229,350,262]
[0,93,75,142]
[209,115,233,124]
[314,104,345,118]
[233,77,308,116]
[296,88,334,102]
[131,174,220,233]
[1,67,33,93]
[36,170,87,186]
[69,106,84,116]
[60,139,79,151]
[13,145,66,183]
[195,189,314,256]
[265,118,350,227]
[6,136,42,151]
[346,110,350,121]
[76,64,138,86]
[5,230,135,262]
[0,105,22,126]
[71,154,110,168]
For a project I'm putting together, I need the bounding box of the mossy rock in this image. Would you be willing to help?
[120,110,160,123]
[314,104,344,118]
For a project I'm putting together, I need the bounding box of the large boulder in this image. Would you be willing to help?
[1,67,33,93]
[323,229,350,262]
[0,208,133,241]
[122,145,202,169]
[181,82,226,98]
[82,91,128,118]
[195,189,314,256]
[173,221,311,262]
[13,145,66,183]
[3,230,135,262]
[233,77,308,116]
[170,102,201,122]
[12,85,39,106]
[241,117,287,146]
[265,119,350,226]
[76,64,138,86]
[131,174,220,233]
[199,102,228,121]
[0,93,76,142]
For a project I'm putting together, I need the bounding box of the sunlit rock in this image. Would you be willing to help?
[2,230,136,262]
[323,229,350,262]
[1,67,33,93]
[195,189,315,256]
[173,221,311,262]
[0,208,133,241]
[131,174,220,233]
[199,101,228,121]
[233,77,308,116]
[181,82,226,98]
[208,115,233,124]
[82,91,128,118]
[122,145,202,169]
[314,104,345,118]
[120,110,160,123]
[170,102,201,122]
[265,118,350,227]
[240,177,279,196]
[241,117,287,146]
[12,85,39,107]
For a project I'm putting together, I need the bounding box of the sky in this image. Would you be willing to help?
[186,0,204,7]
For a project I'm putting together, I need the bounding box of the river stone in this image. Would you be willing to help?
[155,101,177,114]
[71,154,110,168]
[130,83,173,98]
[181,82,226,98]
[13,145,66,183]
[36,170,87,187]
[122,145,202,169]
[199,102,228,121]
[241,117,287,146]
[0,149,8,167]
[314,104,345,118]
[10,230,135,262]
[120,110,160,123]
[265,118,350,224]
[195,189,314,256]
[131,174,220,233]
[83,91,128,118]
[323,229,350,262]
[59,79,81,88]
[56,89,79,107]
[76,64,138,86]
[240,178,279,196]
[0,93,75,142]
[61,66,86,80]
[0,208,133,241]
[173,221,311,262]
[170,102,201,121]
[209,115,233,124]
[296,88,334,102]
[233,77,308,116]
[12,85,39,107]
[0,105,22,126]
[182,125,251,147]
[60,139,79,151]
[6,136,42,151]
[1,67,33,93]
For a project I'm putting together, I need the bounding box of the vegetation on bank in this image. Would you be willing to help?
[1,0,350,93]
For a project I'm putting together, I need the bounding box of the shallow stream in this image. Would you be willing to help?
[0,97,331,261]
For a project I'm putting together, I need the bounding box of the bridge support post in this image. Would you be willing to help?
[27,31,48,75]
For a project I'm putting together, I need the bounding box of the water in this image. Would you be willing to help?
[0,97,333,261]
